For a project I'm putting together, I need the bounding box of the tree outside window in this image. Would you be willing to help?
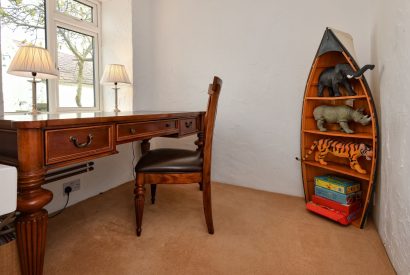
[0,0,97,111]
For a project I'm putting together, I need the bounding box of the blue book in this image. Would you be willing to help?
[315,186,361,205]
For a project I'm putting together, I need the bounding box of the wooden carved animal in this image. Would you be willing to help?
[318,64,375,97]
[313,105,372,133]
[303,138,373,174]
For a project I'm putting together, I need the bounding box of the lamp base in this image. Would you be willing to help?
[28,77,41,115]
[113,86,120,113]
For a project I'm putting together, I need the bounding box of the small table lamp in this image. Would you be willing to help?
[100,64,131,112]
[7,45,59,114]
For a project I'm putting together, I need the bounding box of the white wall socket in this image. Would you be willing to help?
[63,179,81,195]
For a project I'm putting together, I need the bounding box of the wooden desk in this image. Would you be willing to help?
[0,111,204,275]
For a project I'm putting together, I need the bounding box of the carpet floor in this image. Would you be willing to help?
[43,182,394,275]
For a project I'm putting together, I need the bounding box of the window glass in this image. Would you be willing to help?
[57,27,95,108]
[0,0,47,112]
[56,0,93,23]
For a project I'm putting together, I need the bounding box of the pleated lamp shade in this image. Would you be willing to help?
[100,64,131,85]
[7,45,59,79]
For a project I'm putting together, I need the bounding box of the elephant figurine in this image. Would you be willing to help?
[317,64,375,97]
[313,105,372,133]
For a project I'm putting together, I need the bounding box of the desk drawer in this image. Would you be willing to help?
[45,125,114,165]
[117,120,178,142]
[179,118,198,135]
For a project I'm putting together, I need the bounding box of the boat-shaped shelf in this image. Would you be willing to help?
[301,28,379,228]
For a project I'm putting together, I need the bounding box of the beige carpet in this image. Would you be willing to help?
[42,182,394,275]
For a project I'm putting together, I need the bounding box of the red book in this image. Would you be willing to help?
[312,195,361,215]
[306,201,362,225]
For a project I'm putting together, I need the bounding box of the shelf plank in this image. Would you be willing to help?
[303,160,370,181]
[305,95,367,100]
[303,129,373,139]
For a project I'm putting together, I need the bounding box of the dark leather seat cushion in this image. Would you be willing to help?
[135,149,203,173]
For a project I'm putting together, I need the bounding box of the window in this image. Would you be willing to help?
[57,27,96,108]
[0,0,101,113]
[56,0,93,23]
[0,0,47,112]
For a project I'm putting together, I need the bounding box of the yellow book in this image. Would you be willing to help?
[314,175,360,194]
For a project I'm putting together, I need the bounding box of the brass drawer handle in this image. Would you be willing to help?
[130,128,136,134]
[185,121,193,128]
[69,134,93,148]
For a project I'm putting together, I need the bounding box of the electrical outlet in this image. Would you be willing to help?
[63,179,81,195]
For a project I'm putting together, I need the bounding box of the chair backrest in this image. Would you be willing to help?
[202,76,222,179]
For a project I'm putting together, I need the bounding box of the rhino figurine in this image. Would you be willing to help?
[313,105,372,133]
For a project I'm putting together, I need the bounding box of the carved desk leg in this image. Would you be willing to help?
[134,173,145,236]
[140,138,156,203]
[195,132,204,151]
[195,132,204,191]
[16,129,53,275]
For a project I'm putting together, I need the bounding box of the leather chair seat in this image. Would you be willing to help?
[135,149,203,173]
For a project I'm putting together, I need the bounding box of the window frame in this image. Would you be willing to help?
[48,0,102,113]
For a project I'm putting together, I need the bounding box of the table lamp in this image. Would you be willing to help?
[100,64,131,112]
[7,45,59,114]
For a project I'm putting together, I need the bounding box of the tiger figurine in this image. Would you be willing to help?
[303,138,373,174]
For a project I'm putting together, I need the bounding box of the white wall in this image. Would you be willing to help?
[0,26,4,116]
[132,0,373,196]
[45,0,137,213]
[101,0,133,112]
[371,0,410,273]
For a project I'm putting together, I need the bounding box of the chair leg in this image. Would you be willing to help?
[134,173,145,236]
[198,183,203,191]
[150,184,157,204]
[202,179,214,234]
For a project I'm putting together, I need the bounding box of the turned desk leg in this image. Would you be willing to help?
[195,132,204,191]
[134,174,145,236]
[139,139,152,212]
[16,129,53,275]
[195,132,204,151]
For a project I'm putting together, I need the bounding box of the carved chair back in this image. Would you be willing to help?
[202,76,222,179]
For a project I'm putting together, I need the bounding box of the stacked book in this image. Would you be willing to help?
[306,175,362,225]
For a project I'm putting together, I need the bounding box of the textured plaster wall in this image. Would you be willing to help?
[101,0,133,112]
[132,0,373,196]
[371,0,410,273]
[0,26,4,116]
[45,0,137,214]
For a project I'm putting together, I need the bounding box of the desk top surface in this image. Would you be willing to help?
[0,111,204,129]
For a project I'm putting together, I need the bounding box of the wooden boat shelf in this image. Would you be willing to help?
[303,129,373,139]
[301,28,379,228]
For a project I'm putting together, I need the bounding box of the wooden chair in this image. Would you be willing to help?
[134,76,222,236]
